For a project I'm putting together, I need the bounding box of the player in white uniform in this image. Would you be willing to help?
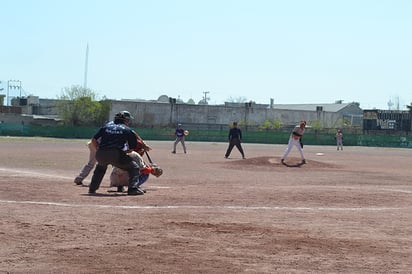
[281,120,306,164]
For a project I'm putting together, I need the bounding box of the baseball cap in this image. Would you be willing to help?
[121,110,134,120]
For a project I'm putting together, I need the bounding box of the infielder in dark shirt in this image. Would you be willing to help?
[224,122,245,159]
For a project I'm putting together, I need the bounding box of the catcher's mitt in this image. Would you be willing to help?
[150,164,163,177]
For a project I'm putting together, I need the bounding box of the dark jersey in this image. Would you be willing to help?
[93,121,137,150]
[175,128,185,137]
[228,127,242,140]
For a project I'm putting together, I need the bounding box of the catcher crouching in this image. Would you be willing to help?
[110,141,163,193]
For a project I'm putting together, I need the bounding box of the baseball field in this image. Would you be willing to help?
[0,137,411,273]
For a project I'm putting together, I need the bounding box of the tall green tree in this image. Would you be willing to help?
[57,85,109,126]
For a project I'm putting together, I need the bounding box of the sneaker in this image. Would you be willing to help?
[171,151,176,154]
[117,186,124,193]
[128,188,144,195]
[242,156,246,159]
[301,159,306,164]
[224,156,228,159]
[74,177,83,185]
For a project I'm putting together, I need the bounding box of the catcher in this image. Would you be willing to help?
[110,139,163,193]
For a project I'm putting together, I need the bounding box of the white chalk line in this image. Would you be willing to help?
[0,199,409,211]
[378,188,412,194]
[1,167,411,211]
[0,167,170,189]
[2,166,411,194]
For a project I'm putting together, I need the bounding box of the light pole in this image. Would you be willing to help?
[7,80,22,106]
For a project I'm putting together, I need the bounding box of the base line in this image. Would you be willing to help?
[0,199,407,211]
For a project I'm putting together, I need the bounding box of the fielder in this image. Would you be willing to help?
[281,120,307,165]
[171,123,187,154]
[335,129,343,151]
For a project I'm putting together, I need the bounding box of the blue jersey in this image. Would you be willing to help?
[93,121,137,150]
[175,128,185,137]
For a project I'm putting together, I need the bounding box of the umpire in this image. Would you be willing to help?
[88,111,144,195]
[224,121,246,159]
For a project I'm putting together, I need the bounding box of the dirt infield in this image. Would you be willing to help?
[0,137,411,273]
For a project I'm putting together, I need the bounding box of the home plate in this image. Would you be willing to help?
[316,153,325,156]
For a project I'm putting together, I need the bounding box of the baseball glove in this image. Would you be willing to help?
[150,164,163,177]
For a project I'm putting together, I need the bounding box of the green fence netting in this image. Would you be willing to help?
[0,123,411,148]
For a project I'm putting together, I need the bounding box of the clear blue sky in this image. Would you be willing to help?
[1,0,411,109]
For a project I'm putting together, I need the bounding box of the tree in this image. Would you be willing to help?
[258,118,283,130]
[187,98,196,104]
[57,85,109,126]
[226,96,248,103]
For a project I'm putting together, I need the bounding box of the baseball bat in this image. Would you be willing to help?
[145,150,154,164]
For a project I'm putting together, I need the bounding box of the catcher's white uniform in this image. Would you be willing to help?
[110,151,147,187]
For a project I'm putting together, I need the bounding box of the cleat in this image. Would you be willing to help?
[128,188,144,195]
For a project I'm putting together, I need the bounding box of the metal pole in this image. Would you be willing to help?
[84,44,89,89]
[7,80,9,106]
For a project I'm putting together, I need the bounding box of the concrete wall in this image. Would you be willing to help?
[5,97,362,128]
[110,100,362,128]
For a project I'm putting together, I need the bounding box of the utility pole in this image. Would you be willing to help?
[84,43,89,89]
[7,80,22,106]
[203,91,210,103]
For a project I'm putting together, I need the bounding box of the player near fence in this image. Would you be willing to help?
[281,120,306,165]
[172,123,188,154]
[335,129,343,151]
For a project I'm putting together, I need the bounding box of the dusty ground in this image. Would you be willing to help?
[0,136,411,274]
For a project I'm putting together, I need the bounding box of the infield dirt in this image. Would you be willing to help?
[0,137,411,273]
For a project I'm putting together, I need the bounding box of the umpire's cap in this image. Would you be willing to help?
[114,110,134,124]
[121,110,134,120]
